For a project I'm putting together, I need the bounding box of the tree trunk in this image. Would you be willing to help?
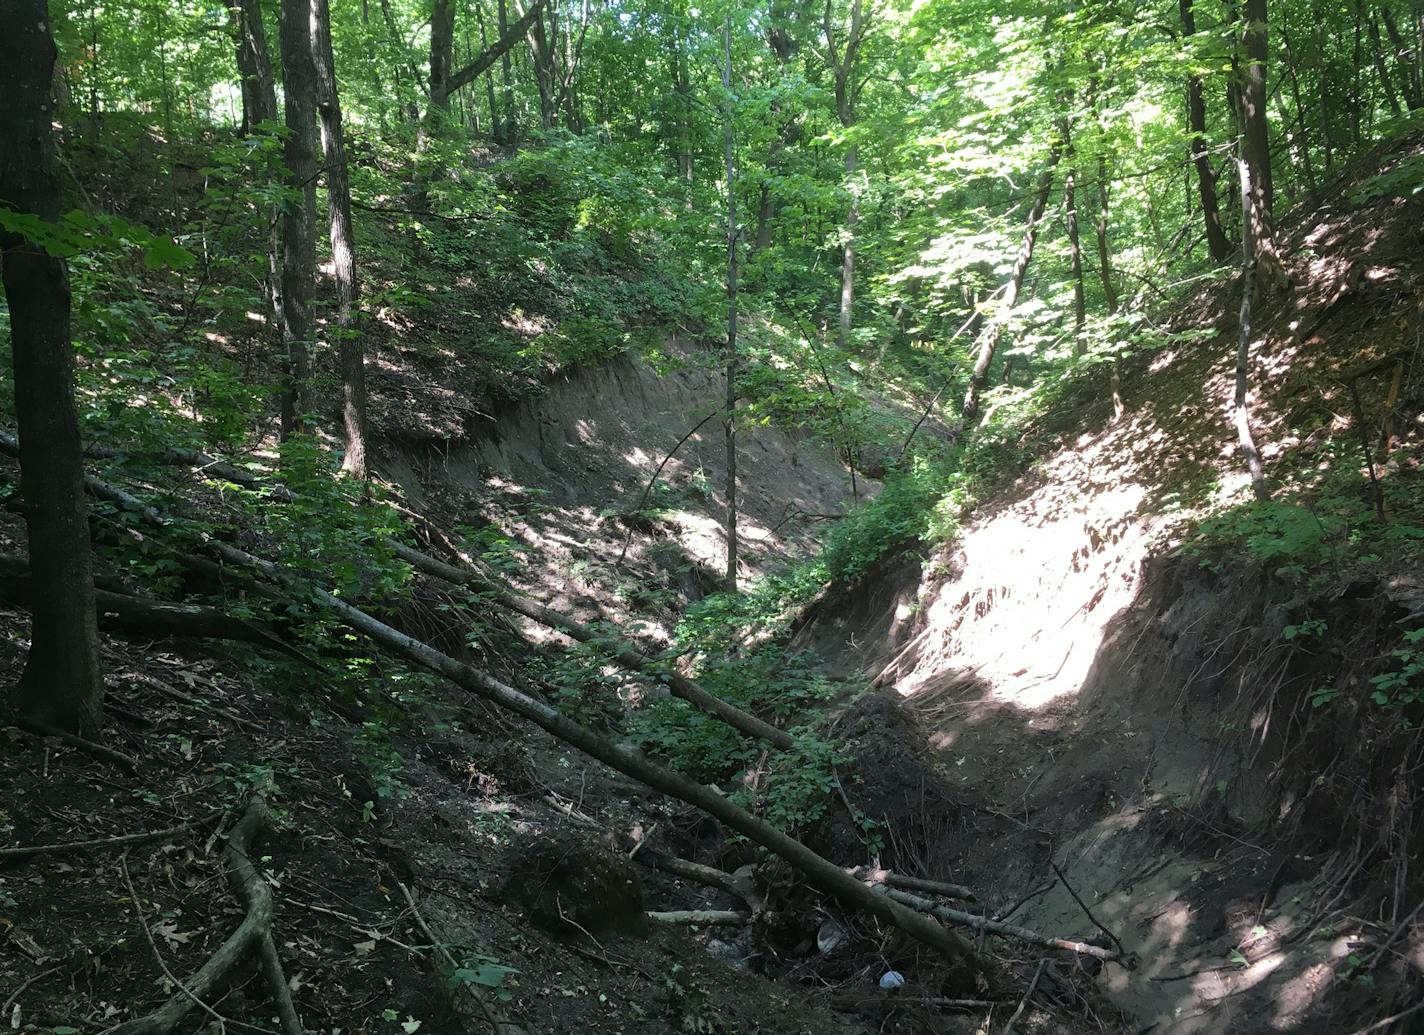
[277,0,318,439]
[722,16,739,593]
[1365,4,1405,118]
[1094,155,1120,315]
[1063,155,1087,358]
[1234,157,1270,501]
[1380,5,1423,109]
[1236,0,1287,292]
[473,0,503,143]
[0,2,104,736]
[311,0,368,478]
[838,143,858,349]
[1180,0,1234,261]
[232,0,278,134]
[960,142,1061,427]
[497,0,516,146]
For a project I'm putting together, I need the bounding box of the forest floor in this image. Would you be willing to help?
[3,136,1423,1035]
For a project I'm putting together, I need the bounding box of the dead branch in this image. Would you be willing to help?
[853,866,975,902]
[104,798,302,1035]
[391,541,795,750]
[638,851,764,914]
[1050,860,1125,957]
[0,821,206,862]
[203,537,981,974]
[1003,958,1048,1034]
[16,718,139,771]
[396,881,529,1035]
[614,406,727,565]
[647,910,748,926]
[874,886,1122,963]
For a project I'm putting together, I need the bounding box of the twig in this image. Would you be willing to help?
[1348,999,1424,1035]
[1051,860,1125,956]
[996,881,1056,923]
[1003,959,1048,1034]
[0,965,62,1016]
[875,886,1123,962]
[397,881,528,1035]
[0,820,207,861]
[615,406,727,565]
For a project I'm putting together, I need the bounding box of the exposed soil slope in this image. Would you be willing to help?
[793,134,1424,1032]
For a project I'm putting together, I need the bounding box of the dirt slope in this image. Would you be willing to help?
[795,134,1424,1032]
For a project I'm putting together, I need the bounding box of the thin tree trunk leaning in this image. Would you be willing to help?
[1179,0,1234,262]
[200,540,983,975]
[960,141,1062,426]
[722,15,739,594]
[104,799,303,1035]
[311,0,369,478]
[389,542,797,749]
[277,0,319,439]
[1364,5,1405,118]
[0,4,105,737]
[1234,158,1270,503]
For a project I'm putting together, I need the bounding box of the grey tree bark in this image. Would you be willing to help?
[311,0,369,477]
[278,0,319,438]
[0,1,104,736]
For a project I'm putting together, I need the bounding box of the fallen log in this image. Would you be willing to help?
[874,885,1123,963]
[32,454,981,972]
[204,538,981,974]
[104,798,302,1035]
[390,542,796,750]
[637,851,764,914]
[6,429,788,752]
[0,554,316,667]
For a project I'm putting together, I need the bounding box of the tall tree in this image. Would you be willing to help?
[0,1,104,736]
[311,0,369,477]
[722,13,739,593]
[960,141,1062,426]
[824,0,869,349]
[1180,0,1234,261]
[232,0,278,134]
[1235,0,1288,291]
[278,0,319,438]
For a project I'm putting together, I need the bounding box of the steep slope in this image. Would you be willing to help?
[796,133,1424,1032]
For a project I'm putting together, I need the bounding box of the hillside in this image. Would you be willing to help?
[5,1,1424,1033]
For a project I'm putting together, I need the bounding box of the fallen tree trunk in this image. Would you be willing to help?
[201,539,980,974]
[875,885,1122,963]
[0,555,315,665]
[28,453,980,971]
[21,430,790,751]
[105,798,302,1035]
[390,542,796,750]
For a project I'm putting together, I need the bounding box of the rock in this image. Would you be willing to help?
[503,831,649,938]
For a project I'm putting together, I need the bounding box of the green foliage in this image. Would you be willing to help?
[1369,629,1424,713]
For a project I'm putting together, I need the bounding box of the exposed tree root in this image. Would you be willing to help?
[104,798,302,1035]
[636,851,764,914]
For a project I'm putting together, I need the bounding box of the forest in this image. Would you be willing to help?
[0,0,1422,1030]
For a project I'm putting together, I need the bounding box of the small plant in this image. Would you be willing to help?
[1284,618,1328,641]
[1310,686,1340,709]
[1369,629,1424,712]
